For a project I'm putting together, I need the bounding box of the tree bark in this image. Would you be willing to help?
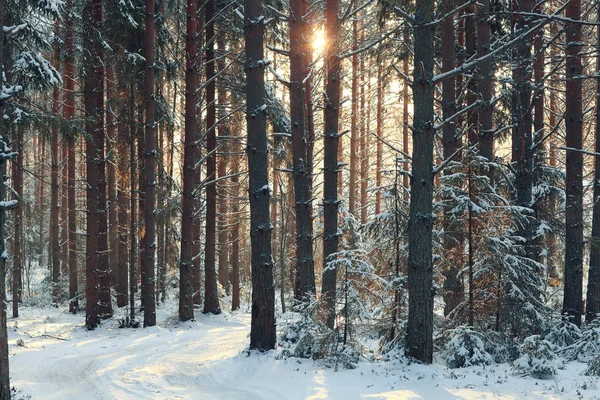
[12,126,22,318]
[290,0,315,301]
[406,0,435,363]
[50,23,60,302]
[107,67,119,288]
[349,20,358,217]
[375,60,383,215]
[440,0,463,317]
[217,37,230,295]
[245,0,276,349]
[179,0,197,321]
[203,0,221,315]
[563,0,584,326]
[65,0,77,313]
[587,4,600,322]
[142,0,157,327]
[321,0,341,329]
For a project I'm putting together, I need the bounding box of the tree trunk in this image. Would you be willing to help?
[217,37,229,295]
[587,5,600,322]
[142,0,157,327]
[290,0,315,301]
[84,0,106,329]
[179,0,197,321]
[245,0,275,349]
[477,0,493,164]
[12,126,22,318]
[230,139,241,311]
[349,20,358,217]
[107,67,119,288]
[513,0,536,261]
[129,84,137,323]
[563,0,584,326]
[406,0,434,364]
[440,0,463,317]
[50,24,60,302]
[203,0,221,315]
[375,60,383,215]
[360,44,368,224]
[321,0,341,329]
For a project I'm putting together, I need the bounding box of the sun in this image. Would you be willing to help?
[312,29,326,53]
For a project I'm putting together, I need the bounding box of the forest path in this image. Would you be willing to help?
[8,305,280,400]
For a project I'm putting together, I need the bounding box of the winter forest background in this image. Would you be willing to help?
[4,0,600,398]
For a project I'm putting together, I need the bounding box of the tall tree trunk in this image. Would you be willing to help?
[0,0,10,392]
[349,20,358,217]
[587,4,600,322]
[65,0,77,313]
[321,0,341,329]
[50,24,60,302]
[107,67,119,288]
[402,29,409,193]
[179,0,197,321]
[129,84,137,323]
[12,126,22,318]
[513,0,536,262]
[117,133,129,308]
[406,0,435,364]
[477,0,493,164]
[84,0,107,328]
[203,0,221,315]
[39,135,45,267]
[230,138,241,311]
[375,60,383,215]
[245,0,275,349]
[563,0,584,326]
[290,0,315,301]
[142,0,157,327]
[360,45,368,224]
[217,37,229,294]
[440,0,462,317]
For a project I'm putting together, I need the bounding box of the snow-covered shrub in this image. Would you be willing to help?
[483,331,514,363]
[542,318,582,349]
[559,324,600,362]
[442,327,493,368]
[513,335,557,379]
[585,355,600,376]
[278,296,362,369]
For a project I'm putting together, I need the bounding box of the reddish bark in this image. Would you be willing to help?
[563,0,584,326]
[203,0,221,315]
[179,0,197,321]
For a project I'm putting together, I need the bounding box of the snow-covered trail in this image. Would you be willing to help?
[7,304,600,399]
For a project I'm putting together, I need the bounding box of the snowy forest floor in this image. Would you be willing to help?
[7,301,600,399]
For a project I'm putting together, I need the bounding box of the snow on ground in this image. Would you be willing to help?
[7,302,600,399]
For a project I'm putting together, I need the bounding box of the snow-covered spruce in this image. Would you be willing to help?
[441,326,493,369]
[512,335,559,379]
